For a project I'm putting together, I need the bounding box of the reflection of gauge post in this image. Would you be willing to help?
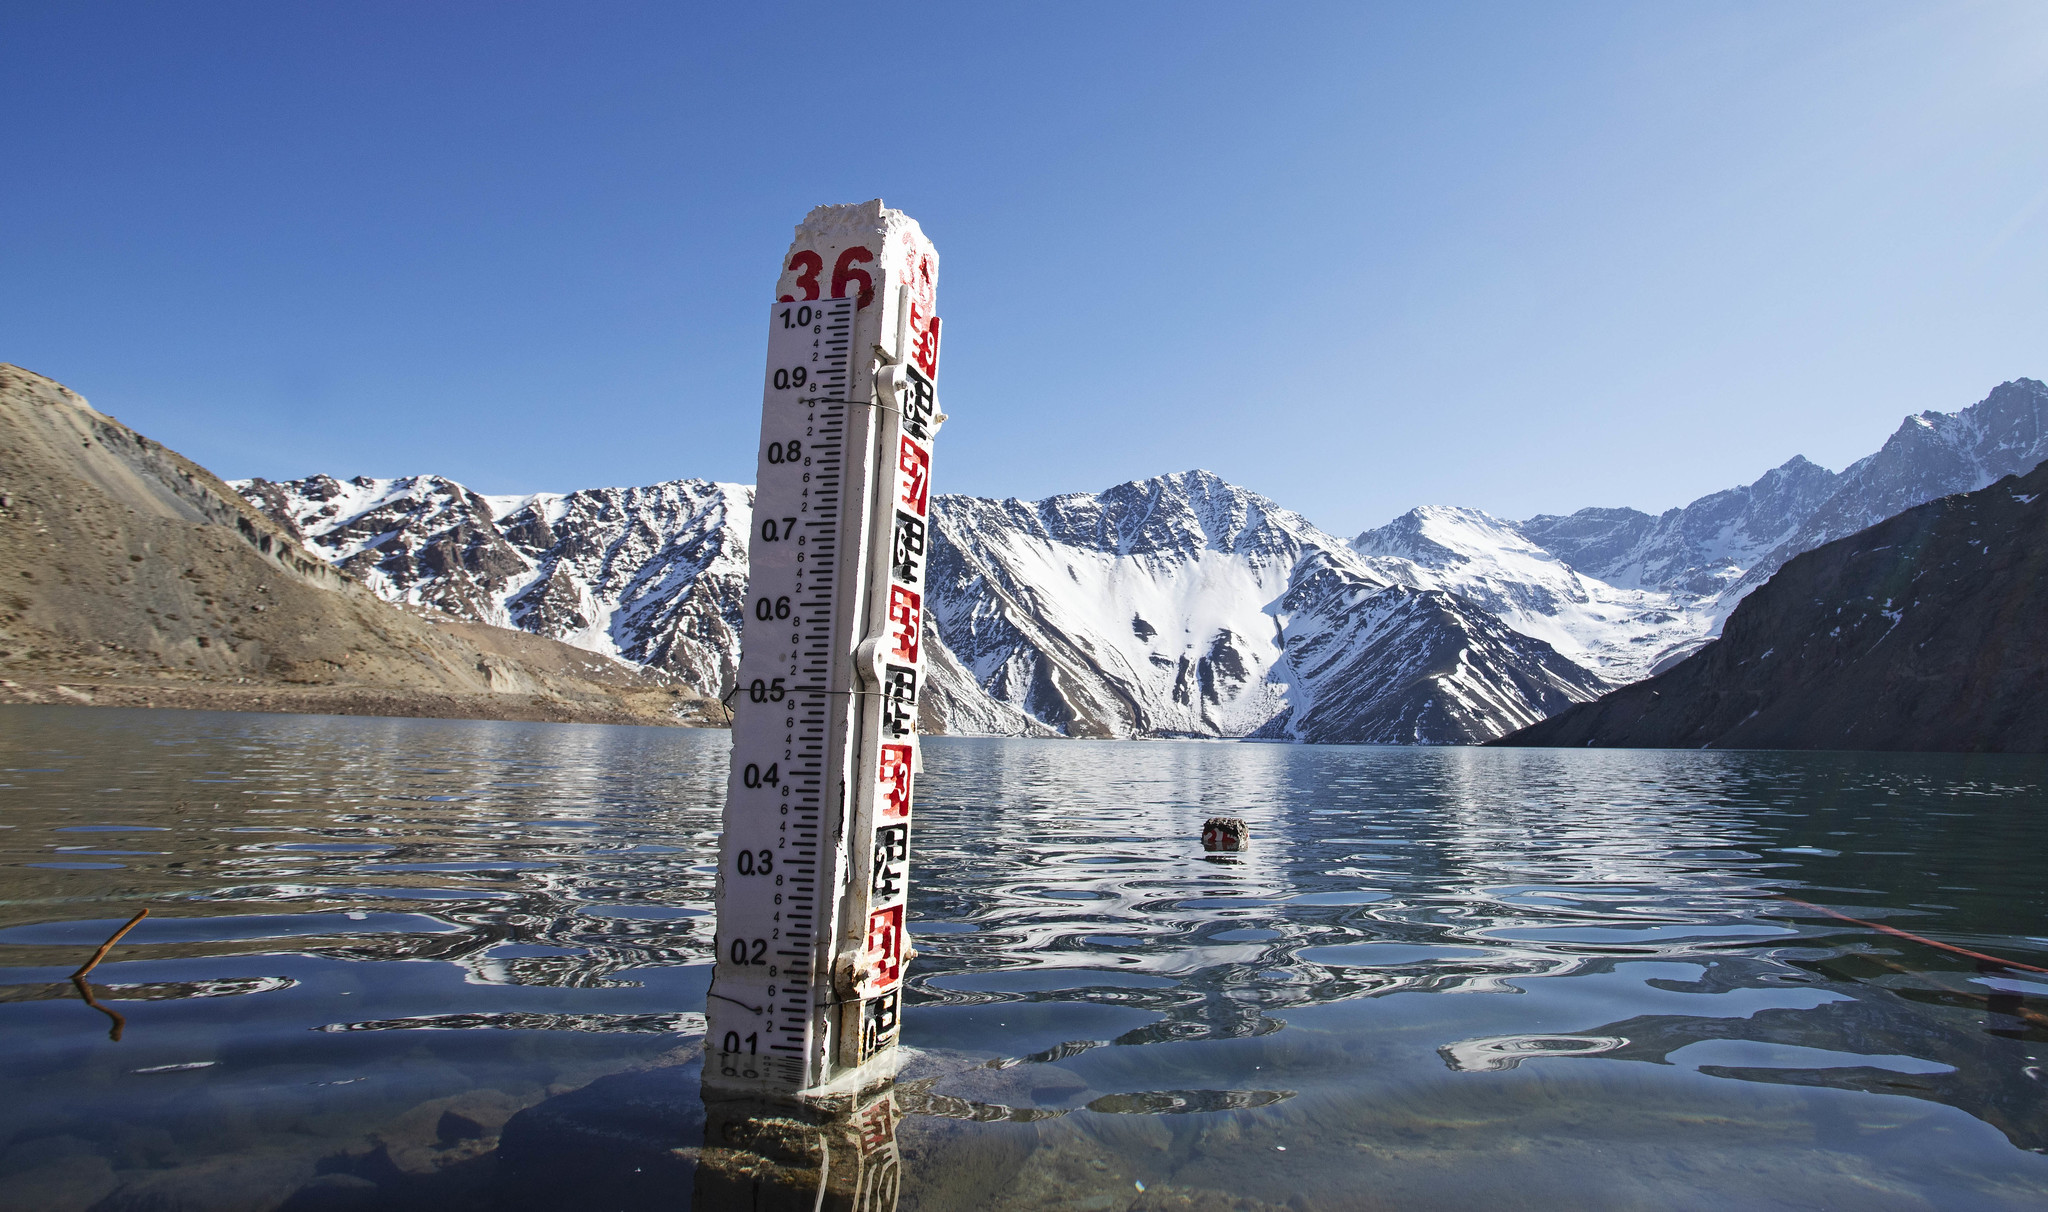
[706,201,942,1095]
[696,1082,903,1212]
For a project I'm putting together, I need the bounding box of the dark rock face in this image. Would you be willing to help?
[1497,459,2048,752]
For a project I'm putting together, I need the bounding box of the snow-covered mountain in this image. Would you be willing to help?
[1510,378,2048,641]
[237,378,2045,745]
[925,472,1605,743]
[1519,455,1841,600]
[241,470,1607,743]
[240,473,753,695]
[1353,505,1707,682]
[1269,549,1608,743]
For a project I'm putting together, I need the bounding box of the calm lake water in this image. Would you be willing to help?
[1,705,2045,1211]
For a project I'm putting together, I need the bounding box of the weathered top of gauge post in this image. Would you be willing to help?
[705,201,943,1096]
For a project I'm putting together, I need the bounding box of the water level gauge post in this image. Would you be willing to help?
[706,201,942,1096]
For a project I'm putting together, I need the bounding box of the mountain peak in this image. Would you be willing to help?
[1351,505,1526,567]
[938,468,1335,561]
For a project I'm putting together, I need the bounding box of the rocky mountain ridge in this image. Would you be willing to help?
[1520,378,2048,616]
[243,474,752,697]
[246,468,1608,743]
[1498,457,2048,751]
[238,378,2047,744]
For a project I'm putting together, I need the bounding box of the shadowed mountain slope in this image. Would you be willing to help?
[1495,458,2048,752]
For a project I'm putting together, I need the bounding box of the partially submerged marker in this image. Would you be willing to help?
[705,202,942,1096]
[1203,817,1250,852]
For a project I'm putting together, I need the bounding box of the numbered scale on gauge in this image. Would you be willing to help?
[712,294,856,1086]
[708,201,943,1097]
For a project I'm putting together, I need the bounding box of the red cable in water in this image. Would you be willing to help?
[1780,897,2048,975]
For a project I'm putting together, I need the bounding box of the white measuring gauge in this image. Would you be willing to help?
[709,294,859,1089]
[706,225,943,1095]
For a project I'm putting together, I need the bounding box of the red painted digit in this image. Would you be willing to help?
[878,743,913,819]
[865,905,906,987]
[832,246,875,309]
[887,586,921,663]
[910,313,941,380]
[897,438,929,515]
[781,250,822,302]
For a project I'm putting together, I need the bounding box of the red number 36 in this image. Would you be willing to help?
[781,247,875,309]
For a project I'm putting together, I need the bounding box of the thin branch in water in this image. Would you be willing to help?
[72,908,149,981]
[69,908,150,1042]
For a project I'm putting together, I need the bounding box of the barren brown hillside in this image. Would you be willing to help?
[0,363,720,726]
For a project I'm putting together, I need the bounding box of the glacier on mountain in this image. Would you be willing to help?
[1353,505,1708,682]
[236,378,2046,745]
[924,471,1607,743]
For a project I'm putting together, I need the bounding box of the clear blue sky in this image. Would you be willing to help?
[5,2,2044,536]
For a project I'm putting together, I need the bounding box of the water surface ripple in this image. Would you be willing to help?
[1,706,2045,1210]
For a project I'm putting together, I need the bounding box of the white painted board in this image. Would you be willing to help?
[707,202,940,1094]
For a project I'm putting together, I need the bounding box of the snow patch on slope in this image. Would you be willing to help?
[1353,506,1705,682]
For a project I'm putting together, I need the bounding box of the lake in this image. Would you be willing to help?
[1,705,2044,1210]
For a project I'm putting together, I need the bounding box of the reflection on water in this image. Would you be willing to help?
[2,706,2046,1210]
